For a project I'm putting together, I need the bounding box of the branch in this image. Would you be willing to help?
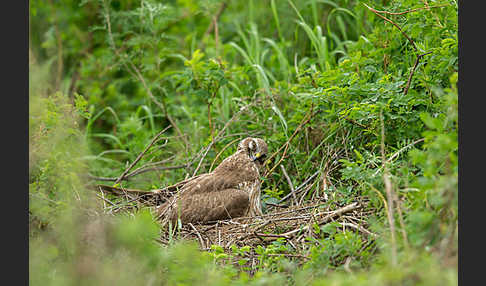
[278,170,320,204]
[114,125,171,184]
[188,223,206,249]
[363,3,418,51]
[403,51,433,95]
[363,3,434,95]
[279,202,361,238]
[280,165,296,202]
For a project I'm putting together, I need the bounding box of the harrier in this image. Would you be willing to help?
[157,137,268,225]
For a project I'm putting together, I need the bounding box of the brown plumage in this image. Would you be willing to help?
[157,137,268,225]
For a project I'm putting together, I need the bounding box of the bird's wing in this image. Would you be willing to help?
[169,188,250,224]
[178,171,238,196]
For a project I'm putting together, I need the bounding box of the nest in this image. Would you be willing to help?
[95,184,377,263]
[157,199,376,252]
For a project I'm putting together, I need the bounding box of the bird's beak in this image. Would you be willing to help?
[251,152,261,161]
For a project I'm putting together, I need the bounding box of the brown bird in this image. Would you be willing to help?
[157,137,268,225]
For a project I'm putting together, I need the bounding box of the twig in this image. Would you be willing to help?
[88,163,189,182]
[279,202,361,238]
[262,253,309,260]
[114,125,171,184]
[422,0,445,27]
[344,257,353,273]
[393,192,410,249]
[87,174,121,182]
[265,203,289,208]
[388,138,425,162]
[372,137,425,177]
[363,3,435,96]
[363,3,417,51]
[253,232,291,239]
[124,164,189,178]
[188,223,206,249]
[96,192,116,208]
[298,182,317,206]
[125,155,174,172]
[339,222,378,238]
[380,110,397,267]
[278,170,320,204]
[264,203,328,217]
[280,165,296,202]
[403,51,432,95]
[96,184,154,196]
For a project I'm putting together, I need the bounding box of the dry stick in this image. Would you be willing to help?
[380,111,398,267]
[114,125,172,184]
[214,16,220,56]
[339,222,378,238]
[88,163,188,182]
[264,203,328,218]
[88,174,121,182]
[372,137,425,177]
[102,0,189,151]
[393,192,410,249]
[279,202,361,238]
[124,164,189,179]
[388,138,425,163]
[264,107,313,165]
[253,232,291,239]
[344,257,353,274]
[278,170,320,204]
[188,223,206,249]
[280,165,296,202]
[298,182,316,206]
[207,86,221,141]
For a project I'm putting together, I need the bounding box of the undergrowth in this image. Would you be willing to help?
[30,0,457,285]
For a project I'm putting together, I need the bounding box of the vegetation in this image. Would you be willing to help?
[29,0,457,285]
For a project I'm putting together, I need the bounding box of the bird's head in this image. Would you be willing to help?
[238,137,268,168]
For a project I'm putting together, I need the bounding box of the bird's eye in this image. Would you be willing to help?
[249,140,256,150]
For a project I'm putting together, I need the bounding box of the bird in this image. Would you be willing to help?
[156,137,268,225]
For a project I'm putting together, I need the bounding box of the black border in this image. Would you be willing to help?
[4,0,29,284]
